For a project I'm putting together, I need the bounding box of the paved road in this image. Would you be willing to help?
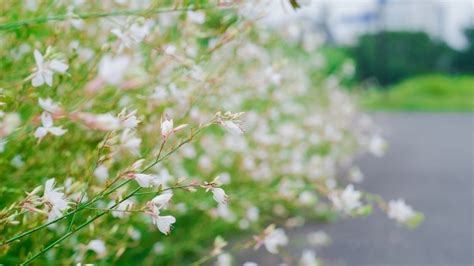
[238,113,474,266]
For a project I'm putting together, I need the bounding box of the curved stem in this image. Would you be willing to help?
[21,186,142,265]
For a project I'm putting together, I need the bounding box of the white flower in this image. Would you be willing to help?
[187,11,206,24]
[387,199,415,223]
[98,55,130,85]
[38,97,60,113]
[369,135,387,157]
[215,253,232,266]
[221,120,243,135]
[147,204,176,235]
[34,112,67,140]
[349,167,364,183]
[161,118,173,138]
[243,262,258,266]
[120,109,140,129]
[211,187,228,205]
[109,199,134,218]
[111,21,150,51]
[87,239,106,257]
[42,178,69,222]
[119,129,141,156]
[94,164,109,183]
[329,184,362,214]
[299,250,319,266]
[263,228,288,254]
[30,48,68,87]
[132,173,156,188]
[307,231,330,246]
[151,193,173,208]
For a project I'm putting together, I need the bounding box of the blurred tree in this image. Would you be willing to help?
[453,26,474,74]
[352,31,454,86]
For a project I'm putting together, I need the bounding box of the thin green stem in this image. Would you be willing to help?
[2,123,210,247]
[21,186,142,265]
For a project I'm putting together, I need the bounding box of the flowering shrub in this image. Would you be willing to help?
[0,1,423,265]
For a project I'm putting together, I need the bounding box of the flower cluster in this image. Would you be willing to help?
[0,1,422,265]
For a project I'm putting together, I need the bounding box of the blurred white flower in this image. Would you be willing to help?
[42,178,69,222]
[307,231,330,246]
[119,129,142,156]
[38,98,60,113]
[215,253,232,266]
[187,11,206,24]
[221,120,243,135]
[211,188,228,205]
[161,117,173,138]
[30,48,68,87]
[387,199,415,223]
[10,155,24,168]
[299,250,319,266]
[349,167,364,183]
[263,227,288,254]
[109,199,134,218]
[243,262,258,266]
[131,173,155,188]
[329,184,362,214]
[98,55,130,85]
[151,193,173,208]
[369,135,387,157]
[34,112,67,141]
[87,239,106,257]
[94,164,109,183]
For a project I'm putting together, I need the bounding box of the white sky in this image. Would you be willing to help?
[262,0,474,48]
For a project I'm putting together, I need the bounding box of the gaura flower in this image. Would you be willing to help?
[42,178,70,222]
[151,193,173,208]
[160,116,187,139]
[38,97,61,113]
[34,112,67,141]
[254,225,288,254]
[161,117,173,138]
[145,202,176,235]
[129,173,156,188]
[387,199,415,223]
[299,250,319,266]
[30,48,68,87]
[202,176,228,205]
[87,239,106,257]
[329,184,362,214]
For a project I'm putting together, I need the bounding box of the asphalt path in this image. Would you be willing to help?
[237,113,474,266]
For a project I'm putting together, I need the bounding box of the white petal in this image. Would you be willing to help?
[44,71,53,87]
[156,215,176,235]
[34,127,47,139]
[134,174,153,188]
[41,112,53,128]
[31,74,44,87]
[34,49,43,65]
[212,188,228,205]
[48,126,67,136]
[222,120,243,135]
[49,60,68,73]
[152,193,173,207]
[44,178,56,193]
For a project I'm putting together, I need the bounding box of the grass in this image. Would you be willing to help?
[362,75,474,112]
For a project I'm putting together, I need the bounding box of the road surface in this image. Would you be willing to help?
[237,113,474,266]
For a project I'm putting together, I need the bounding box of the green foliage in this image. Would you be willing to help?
[362,75,474,111]
[352,31,455,86]
[453,26,474,74]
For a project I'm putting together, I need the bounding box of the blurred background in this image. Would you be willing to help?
[264,0,474,111]
[244,1,474,265]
